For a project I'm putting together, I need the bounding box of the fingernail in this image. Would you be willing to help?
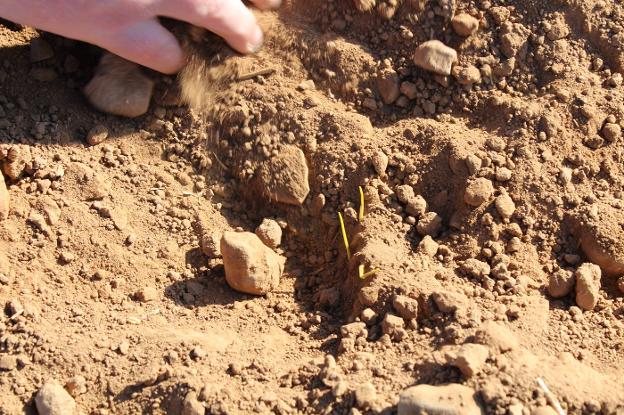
[268,0,282,8]
[246,27,264,53]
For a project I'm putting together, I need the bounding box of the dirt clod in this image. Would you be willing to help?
[575,263,601,311]
[464,178,494,207]
[413,40,458,76]
[398,384,482,415]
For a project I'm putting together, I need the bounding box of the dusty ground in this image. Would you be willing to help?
[1,0,624,414]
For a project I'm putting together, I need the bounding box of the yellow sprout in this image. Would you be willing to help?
[358,186,365,222]
[338,212,351,260]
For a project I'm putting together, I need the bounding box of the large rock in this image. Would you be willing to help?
[221,232,285,295]
[575,263,601,311]
[0,173,8,221]
[35,381,77,415]
[257,145,310,206]
[398,384,483,415]
[413,40,458,76]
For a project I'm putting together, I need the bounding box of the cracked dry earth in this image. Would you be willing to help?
[1,0,624,414]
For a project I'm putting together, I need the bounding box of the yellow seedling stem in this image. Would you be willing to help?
[360,268,379,280]
[358,186,365,222]
[338,212,351,260]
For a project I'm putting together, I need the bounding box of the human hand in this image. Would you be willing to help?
[0,0,280,74]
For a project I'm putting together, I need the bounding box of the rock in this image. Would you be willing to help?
[398,384,482,415]
[494,194,515,219]
[30,38,54,62]
[257,145,309,206]
[135,286,158,302]
[417,212,442,237]
[371,151,389,176]
[354,382,377,409]
[575,263,601,311]
[418,235,439,256]
[0,355,18,371]
[85,53,154,118]
[200,232,221,258]
[464,178,494,207]
[221,231,285,295]
[602,123,622,142]
[413,40,458,76]
[570,203,624,277]
[393,295,419,320]
[341,322,368,338]
[452,343,489,378]
[182,392,205,415]
[500,27,527,58]
[381,313,405,340]
[460,259,491,279]
[396,185,416,204]
[489,7,510,25]
[0,173,8,221]
[400,81,418,99]
[65,376,87,397]
[255,218,282,249]
[86,124,109,146]
[452,65,481,85]
[452,13,479,36]
[35,381,77,415]
[431,291,466,314]
[548,269,575,298]
[474,321,518,352]
[377,69,400,104]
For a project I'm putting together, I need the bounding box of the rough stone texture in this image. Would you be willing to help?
[221,231,285,295]
[35,381,77,415]
[255,218,282,249]
[548,269,575,298]
[495,194,515,219]
[182,392,205,415]
[257,145,310,206]
[0,173,8,221]
[201,232,221,258]
[85,53,154,118]
[464,178,494,207]
[451,13,480,36]
[377,68,400,104]
[451,343,489,378]
[575,263,601,311]
[393,295,419,320]
[452,65,481,85]
[86,124,109,146]
[398,384,483,415]
[417,212,442,237]
[413,40,458,76]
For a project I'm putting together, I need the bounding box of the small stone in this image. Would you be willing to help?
[495,167,512,181]
[396,185,416,204]
[360,308,378,325]
[602,123,622,142]
[0,355,18,371]
[371,151,389,176]
[255,218,282,249]
[190,346,206,360]
[495,194,515,219]
[452,13,479,36]
[376,69,400,104]
[354,382,377,409]
[460,258,491,279]
[400,81,418,99]
[257,145,309,206]
[393,295,419,320]
[381,313,405,337]
[452,65,481,85]
[452,343,489,377]
[398,384,482,415]
[35,381,77,415]
[464,178,494,207]
[341,322,368,338]
[182,392,205,415]
[221,231,285,295]
[548,269,575,298]
[59,251,75,264]
[413,40,458,76]
[296,79,315,91]
[432,291,465,314]
[418,235,439,256]
[465,154,482,175]
[0,173,8,221]
[135,286,158,302]
[575,263,601,311]
[117,341,130,355]
[30,38,54,62]
[86,124,109,146]
[65,376,87,397]
[406,195,428,217]
[200,232,221,258]
[417,212,442,237]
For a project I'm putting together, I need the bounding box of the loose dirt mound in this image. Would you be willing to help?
[1,0,624,414]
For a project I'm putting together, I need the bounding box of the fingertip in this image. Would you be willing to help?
[246,25,264,53]
[251,0,282,10]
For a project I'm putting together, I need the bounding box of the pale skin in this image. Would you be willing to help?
[0,0,281,74]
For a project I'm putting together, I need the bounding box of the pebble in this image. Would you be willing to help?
[86,124,109,146]
[354,382,377,409]
[418,235,439,256]
[494,194,515,219]
[257,145,310,206]
[398,384,482,415]
[431,291,465,314]
[451,13,480,36]
[464,178,494,207]
[35,381,77,415]
[200,232,221,258]
[135,286,158,302]
[413,40,458,76]
[255,218,282,249]
[221,231,285,295]
[381,313,405,338]
[452,65,481,85]
[65,376,87,397]
[602,123,622,142]
[392,295,419,320]
[84,53,154,118]
[360,308,378,325]
[461,258,491,279]
[548,269,575,298]
[575,263,601,311]
[376,68,400,104]
[0,172,8,220]
[416,212,442,237]
[0,355,18,371]
[371,151,389,176]
[450,343,489,378]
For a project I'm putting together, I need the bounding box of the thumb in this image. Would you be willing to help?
[97,19,185,74]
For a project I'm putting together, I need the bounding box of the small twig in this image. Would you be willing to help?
[537,378,566,415]
[237,68,276,81]
[211,151,228,171]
